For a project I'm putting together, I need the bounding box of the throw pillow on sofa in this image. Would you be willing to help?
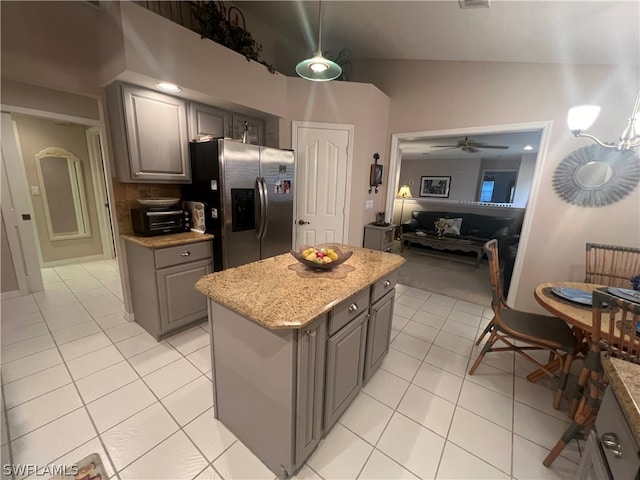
[436,217,463,235]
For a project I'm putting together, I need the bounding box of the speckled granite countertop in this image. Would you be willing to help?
[195,245,405,330]
[603,356,640,445]
[121,232,214,248]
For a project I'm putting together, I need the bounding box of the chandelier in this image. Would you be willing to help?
[567,89,640,151]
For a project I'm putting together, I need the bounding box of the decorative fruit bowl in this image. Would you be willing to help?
[290,244,353,270]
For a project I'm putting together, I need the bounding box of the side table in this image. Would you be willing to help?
[363,223,396,252]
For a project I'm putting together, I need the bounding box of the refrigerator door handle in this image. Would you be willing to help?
[260,177,269,239]
[255,176,267,239]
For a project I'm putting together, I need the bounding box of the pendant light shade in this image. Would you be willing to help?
[296,2,342,81]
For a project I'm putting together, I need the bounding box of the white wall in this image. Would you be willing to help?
[353,59,640,312]
[285,78,391,245]
[13,115,104,263]
[0,1,125,97]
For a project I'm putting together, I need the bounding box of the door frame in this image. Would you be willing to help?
[86,127,116,259]
[386,121,553,305]
[291,121,354,247]
[1,113,44,294]
[1,104,115,279]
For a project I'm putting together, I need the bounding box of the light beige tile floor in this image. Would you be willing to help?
[1,260,581,479]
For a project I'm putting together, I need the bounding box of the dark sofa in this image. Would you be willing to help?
[402,210,521,270]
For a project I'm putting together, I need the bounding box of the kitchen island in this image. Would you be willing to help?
[195,245,405,478]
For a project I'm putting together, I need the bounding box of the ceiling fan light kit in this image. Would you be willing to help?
[296,1,342,82]
[568,89,640,151]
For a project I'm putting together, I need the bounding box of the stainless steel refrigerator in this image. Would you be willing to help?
[182,138,295,270]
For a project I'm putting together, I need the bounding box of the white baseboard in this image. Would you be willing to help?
[41,254,111,268]
[124,311,135,322]
[1,290,22,300]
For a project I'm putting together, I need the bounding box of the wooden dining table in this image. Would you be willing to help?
[533,281,612,414]
[534,281,610,336]
[529,282,599,381]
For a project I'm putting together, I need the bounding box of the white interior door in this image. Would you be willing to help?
[293,123,352,249]
[1,113,44,293]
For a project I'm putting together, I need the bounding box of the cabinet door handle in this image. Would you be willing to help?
[600,432,623,457]
[349,303,358,312]
[384,280,391,287]
[181,251,191,257]
[135,171,141,176]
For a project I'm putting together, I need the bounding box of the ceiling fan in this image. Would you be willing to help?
[432,136,509,153]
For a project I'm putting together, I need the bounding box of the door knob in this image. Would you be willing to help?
[298,220,310,225]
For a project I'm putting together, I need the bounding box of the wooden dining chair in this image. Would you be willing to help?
[469,240,579,409]
[543,289,640,467]
[585,243,640,288]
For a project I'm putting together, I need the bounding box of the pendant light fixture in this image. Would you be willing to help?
[295,1,342,82]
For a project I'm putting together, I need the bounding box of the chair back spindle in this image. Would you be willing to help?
[594,290,640,363]
[585,243,640,289]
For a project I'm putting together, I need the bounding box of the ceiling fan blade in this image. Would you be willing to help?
[466,146,481,153]
[476,145,509,149]
[432,145,459,148]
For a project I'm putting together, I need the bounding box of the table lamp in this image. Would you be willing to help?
[396,185,412,225]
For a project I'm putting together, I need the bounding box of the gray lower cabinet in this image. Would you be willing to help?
[364,289,395,383]
[324,311,368,430]
[125,240,212,339]
[106,82,191,183]
[156,260,212,334]
[295,316,327,465]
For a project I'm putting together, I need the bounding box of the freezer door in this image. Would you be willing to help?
[221,140,261,268]
[260,147,295,259]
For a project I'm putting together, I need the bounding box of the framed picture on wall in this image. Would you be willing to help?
[420,176,451,198]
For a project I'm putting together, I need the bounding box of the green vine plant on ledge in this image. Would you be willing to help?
[191,1,276,74]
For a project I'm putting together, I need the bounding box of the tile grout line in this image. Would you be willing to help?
[5,272,577,479]
[69,263,227,479]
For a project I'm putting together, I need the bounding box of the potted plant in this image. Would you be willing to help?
[191,2,276,74]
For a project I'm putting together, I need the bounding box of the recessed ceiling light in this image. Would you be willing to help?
[156,82,181,93]
[523,145,534,151]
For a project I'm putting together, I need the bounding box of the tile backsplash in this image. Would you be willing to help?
[113,180,181,235]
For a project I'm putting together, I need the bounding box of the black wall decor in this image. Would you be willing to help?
[369,153,383,194]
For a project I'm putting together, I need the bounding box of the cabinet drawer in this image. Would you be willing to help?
[595,387,640,480]
[329,289,370,336]
[371,270,398,303]
[155,241,212,269]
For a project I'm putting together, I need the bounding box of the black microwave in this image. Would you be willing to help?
[131,208,190,236]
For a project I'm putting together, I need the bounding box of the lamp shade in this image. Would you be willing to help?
[567,105,601,132]
[295,55,342,82]
[397,185,412,198]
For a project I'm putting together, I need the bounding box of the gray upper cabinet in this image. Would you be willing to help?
[106,82,191,183]
[232,113,264,145]
[188,102,231,140]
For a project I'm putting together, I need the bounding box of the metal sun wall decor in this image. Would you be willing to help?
[553,144,640,207]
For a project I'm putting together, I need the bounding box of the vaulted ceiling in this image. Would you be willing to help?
[239,1,639,66]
